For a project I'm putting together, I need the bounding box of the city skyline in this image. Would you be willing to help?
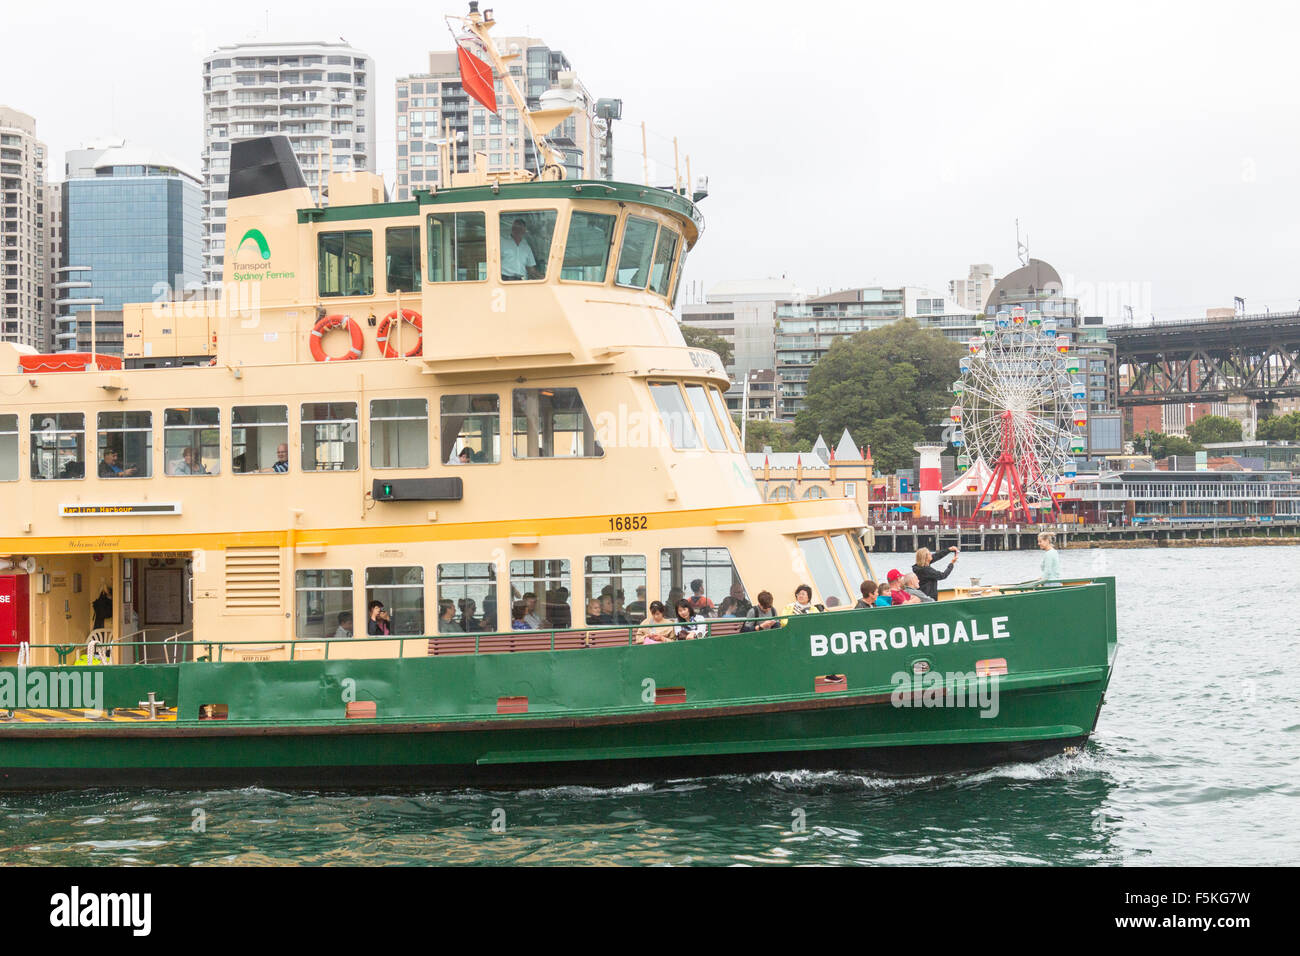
[4,0,1300,319]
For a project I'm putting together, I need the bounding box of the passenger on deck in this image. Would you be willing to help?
[856,581,878,608]
[874,584,894,607]
[745,591,781,631]
[903,572,936,603]
[98,448,137,478]
[272,443,289,473]
[334,612,354,638]
[687,579,715,617]
[886,569,919,605]
[458,598,481,632]
[599,593,627,625]
[673,598,705,639]
[511,602,533,630]
[522,592,543,629]
[781,584,821,619]
[367,600,391,635]
[451,447,473,465]
[1038,532,1062,583]
[912,546,959,600]
[437,600,463,633]
[586,598,602,625]
[716,583,752,618]
[170,447,208,475]
[825,596,842,609]
[626,586,648,619]
[636,601,676,644]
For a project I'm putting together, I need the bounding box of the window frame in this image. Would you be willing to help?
[510,387,603,460]
[369,398,429,470]
[294,568,354,639]
[440,393,501,465]
[426,210,488,284]
[299,401,359,473]
[498,209,558,283]
[558,208,617,285]
[231,404,290,476]
[364,565,426,636]
[614,215,660,291]
[384,225,422,293]
[317,229,375,298]
[96,410,154,480]
[29,412,86,481]
[0,413,19,482]
[163,407,221,476]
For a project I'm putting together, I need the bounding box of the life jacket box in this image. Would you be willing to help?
[0,575,31,650]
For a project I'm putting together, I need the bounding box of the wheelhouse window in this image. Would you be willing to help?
[584,555,646,625]
[232,405,289,474]
[30,413,85,480]
[684,384,726,452]
[295,569,353,639]
[659,548,747,613]
[441,394,500,464]
[649,228,680,297]
[499,210,556,281]
[648,382,700,450]
[300,402,358,472]
[707,386,742,453]
[614,216,658,289]
[830,533,866,588]
[96,411,152,478]
[437,562,498,633]
[797,536,851,608]
[385,226,421,292]
[365,566,425,635]
[318,230,374,297]
[370,398,428,469]
[164,407,220,476]
[427,211,486,282]
[511,388,602,459]
[561,211,616,282]
[0,414,18,481]
[509,559,571,630]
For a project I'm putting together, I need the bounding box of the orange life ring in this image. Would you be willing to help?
[310,314,364,361]
[376,308,423,358]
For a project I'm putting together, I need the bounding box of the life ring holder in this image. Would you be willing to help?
[376,308,423,358]
[310,314,364,361]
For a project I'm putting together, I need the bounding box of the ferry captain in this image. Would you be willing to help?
[501,218,540,280]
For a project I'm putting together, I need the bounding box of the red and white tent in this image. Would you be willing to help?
[941,458,993,497]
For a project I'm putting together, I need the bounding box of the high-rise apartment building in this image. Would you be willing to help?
[948,263,997,313]
[394,37,602,200]
[57,141,202,354]
[1,106,51,349]
[202,41,376,284]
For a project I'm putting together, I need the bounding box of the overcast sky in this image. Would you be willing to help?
[5,0,1299,319]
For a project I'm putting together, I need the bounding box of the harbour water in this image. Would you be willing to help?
[1,545,1296,866]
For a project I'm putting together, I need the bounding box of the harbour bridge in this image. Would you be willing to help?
[1110,310,1300,407]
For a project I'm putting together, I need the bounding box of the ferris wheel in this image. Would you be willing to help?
[948,306,1088,523]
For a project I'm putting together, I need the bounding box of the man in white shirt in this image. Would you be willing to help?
[501,219,539,280]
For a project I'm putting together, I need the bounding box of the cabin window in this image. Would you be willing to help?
[830,533,865,586]
[427,212,487,282]
[584,555,647,625]
[365,565,425,635]
[797,536,851,608]
[96,411,153,479]
[295,569,353,639]
[300,402,358,472]
[685,384,727,452]
[318,230,374,297]
[437,562,498,634]
[370,398,428,469]
[615,216,658,289]
[29,413,85,480]
[561,211,616,282]
[164,407,220,476]
[440,394,500,464]
[511,388,602,459]
[499,210,556,281]
[385,226,421,292]
[659,548,748,612]
[649,228,680,297]
[648,382,700,451]
[231,405,289,474]
[508,560,571,630]
[0,414,17,481]
[708,386,742,453]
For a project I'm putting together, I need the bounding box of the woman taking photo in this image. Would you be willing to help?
[912,546,959,600]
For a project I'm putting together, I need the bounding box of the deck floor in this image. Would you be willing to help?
[0,707,176,723]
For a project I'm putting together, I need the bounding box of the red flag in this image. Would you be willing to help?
[457,45,497,114]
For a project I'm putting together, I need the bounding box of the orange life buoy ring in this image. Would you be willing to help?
[310,314,364,361]
[376,308,423,358]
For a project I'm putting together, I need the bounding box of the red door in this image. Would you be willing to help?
[0,575,31,650]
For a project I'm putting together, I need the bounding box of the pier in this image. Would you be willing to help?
[868,518,1300,552]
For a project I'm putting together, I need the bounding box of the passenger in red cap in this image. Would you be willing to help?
[886,569,919,605]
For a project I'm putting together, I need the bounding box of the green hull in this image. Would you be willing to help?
[0,580,1117,789]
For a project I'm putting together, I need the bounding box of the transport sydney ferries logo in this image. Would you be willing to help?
[232,228,295,282]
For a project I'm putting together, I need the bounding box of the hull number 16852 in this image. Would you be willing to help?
[609,515,648,531]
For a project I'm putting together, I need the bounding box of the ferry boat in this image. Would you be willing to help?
[0,6,1116,788]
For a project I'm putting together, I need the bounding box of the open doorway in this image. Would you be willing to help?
[122,553,194,663]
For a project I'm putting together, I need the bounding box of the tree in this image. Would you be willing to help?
[679,325,733,368]
[794,318,965,473]
[1136,429,1201,460]
[738,417,810,454]
[1257,411,1300,442]
[1186,414,1242,445]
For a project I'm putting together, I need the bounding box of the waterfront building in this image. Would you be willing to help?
[1,106,51,350]
[680,277,802,416]
[394,38,602,200]
[1059,467,1300,523]
[1199,440,1300,475]
[741,368,784,421]
[202,40,376,284]
[58,142,202,354]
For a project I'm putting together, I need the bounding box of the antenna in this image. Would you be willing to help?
[1015,219,1029,267]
